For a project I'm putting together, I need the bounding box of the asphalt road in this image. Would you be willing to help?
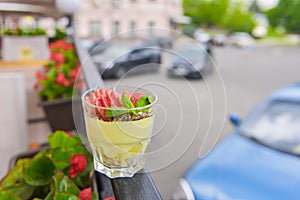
[104,44,300,199]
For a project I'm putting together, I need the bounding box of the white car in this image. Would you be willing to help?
[193,29,211,44]
[230,32,255,49]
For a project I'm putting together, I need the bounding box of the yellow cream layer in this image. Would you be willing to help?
[86,116,154,158]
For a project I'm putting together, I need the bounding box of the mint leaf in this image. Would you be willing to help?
[120,94,134,108]
[119,94,137,116]
[136,95,152,108]
[105,106,128,118]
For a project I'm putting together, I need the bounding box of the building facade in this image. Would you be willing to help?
[75,0,183,39]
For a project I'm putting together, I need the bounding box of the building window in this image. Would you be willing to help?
[112,21,120,35]
[130,21,136,36]
[89,20,101,36]
[148,21,155,36]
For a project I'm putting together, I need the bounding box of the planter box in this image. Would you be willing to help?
[2,36,49,61]
[40,98,80,132]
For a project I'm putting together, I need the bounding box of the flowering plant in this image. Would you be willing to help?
[34,39,84,101]
[0,131,97,200]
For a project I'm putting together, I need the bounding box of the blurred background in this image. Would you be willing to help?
[0,0,300,199]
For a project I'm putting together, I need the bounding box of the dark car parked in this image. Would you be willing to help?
[168,44,212,79]
[92,43,161,79]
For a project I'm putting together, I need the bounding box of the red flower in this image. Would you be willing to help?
[50,51,65,64]
[79,188,92,200]
[56,72,65,85]
[44,66,50,72]
[70,66,80,79]
[35,70,47,80]
[49,39,75,50]
[62,79,71,87]
[69,154,87,178]
[69,166,78,178]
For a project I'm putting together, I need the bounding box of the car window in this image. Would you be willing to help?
[240,101,300,155]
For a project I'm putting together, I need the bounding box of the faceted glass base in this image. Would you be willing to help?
[94,158,145,178]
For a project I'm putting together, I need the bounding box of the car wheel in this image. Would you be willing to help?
[115,66,126,78]
[186,72,202,79]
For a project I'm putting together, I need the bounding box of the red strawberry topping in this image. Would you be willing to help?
[86,88,149,120]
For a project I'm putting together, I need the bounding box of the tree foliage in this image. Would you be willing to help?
[266,0,300,33]
[183,0,255,33]
[222,2,255,33]
[183,0,229,26]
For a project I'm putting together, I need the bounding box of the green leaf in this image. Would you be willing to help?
[120,94,134,108]
[31,185,51,199]
[23,156,56,186]
[92,191,98,200]
[119,94,137,116]
[52,171,80,195]
[44,190,55,200]
[48,148,72,170]
[46,68,57,81]
[105,106,128,118]
[48,131,79,149]
[0,165,23,188]
[0,190,20,200]
[53,192,80,200]
[135,95,152,108]
[55,28,67,40]
[0,165,34,200]
[15,158,31,166]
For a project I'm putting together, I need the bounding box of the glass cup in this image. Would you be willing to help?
[82,86,157,178]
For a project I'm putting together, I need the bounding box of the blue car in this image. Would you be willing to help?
[172,83,300,200]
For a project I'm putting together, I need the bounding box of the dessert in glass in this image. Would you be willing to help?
[82,86,156,178]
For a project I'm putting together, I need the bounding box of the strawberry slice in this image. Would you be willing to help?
[107,90,122,106]
[130,92,143,106]
[98,94,109,108]
[95,97,108,120]
[104,90,113,107]
[95,88,106,98]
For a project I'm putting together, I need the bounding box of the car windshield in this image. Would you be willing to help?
[240,101,300,155]
[174,46,206,63]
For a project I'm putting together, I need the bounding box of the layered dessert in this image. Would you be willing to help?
[83,87,155,176]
